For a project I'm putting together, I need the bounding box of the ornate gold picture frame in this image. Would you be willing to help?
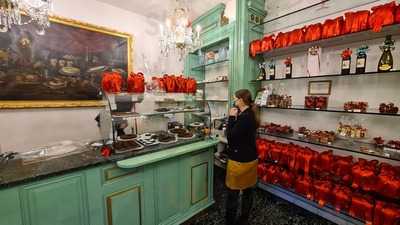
[0,15,133,109]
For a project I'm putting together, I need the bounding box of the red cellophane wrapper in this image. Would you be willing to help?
[332,185,352,212]
[257,163,268,179]
[376,163,400,200]
[313,179,333,207]
[274,32,289,49]
[342,10,370,34]
[351,158,379,192]
[294,147,318,175]
[127,72,145,93]
[373,201,400,225]
[332,155,353,185]
[304,23,322,42]
[341,48,352,60]
[249,40,262,57]
[152,77,166,92]
[288,27,305,46]
[261,35,274,52]
[314,150,334,174]
[369,2,396,32]
[349,193,374,224]
[257,138,270,161]
[269,142,282,163]
[322,16,344,39]
[163,74,176,92]
[262,164,280,184]
[278,143,297,169]
[185,77,197,94]
[294,175,314,200]
[396,4,400,24]
[175,75,186,93]
[279,169,295,189]
[102,71,122,93]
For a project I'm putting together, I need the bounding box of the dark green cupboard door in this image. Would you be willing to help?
[105,186,142,225]
[20,174,89,225]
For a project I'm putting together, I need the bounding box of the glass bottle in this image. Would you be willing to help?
[268,59,276,80]
[284,57,292,79]
[341,48,352,75]
[356,45,368,74]
[378,35,395,72]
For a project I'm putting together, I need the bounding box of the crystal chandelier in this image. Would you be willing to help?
[160,0,201,61]
[0,0,53,35]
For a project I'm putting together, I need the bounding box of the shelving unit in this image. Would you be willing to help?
[258,24,400,58]
[260,106,400,117]
[250,70,400,83]
[191,59,230,71]
[258,131,400,161]
[197,79,229,85]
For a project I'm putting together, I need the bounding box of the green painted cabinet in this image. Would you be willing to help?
[105,186,142,225]
[20,173,89,225]
[0,187,22,225]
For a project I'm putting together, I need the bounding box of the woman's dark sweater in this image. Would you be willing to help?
[227,107,258,163]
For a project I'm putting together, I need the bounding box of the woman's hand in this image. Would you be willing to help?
[229,107,238,117]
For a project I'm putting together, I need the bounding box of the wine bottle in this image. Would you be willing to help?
[341,48,352,75]
[257,62,266,80]
[284,57,292,79]
[356,45,368,74]
[378,35,395,72]
[268,59,275,80]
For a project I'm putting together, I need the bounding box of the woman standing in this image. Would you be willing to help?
[225,89,259,225]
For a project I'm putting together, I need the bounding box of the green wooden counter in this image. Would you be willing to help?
[0,139,218,225]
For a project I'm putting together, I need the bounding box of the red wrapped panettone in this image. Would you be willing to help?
[322,16,344,39]
[396,4,400,24]
[269,142,282,163]
[185,77,196,94]
[102,71,123,93]
[313,179,333,207]
[256,138,269,161]
[278,143,297,170]
[349,193,374,224]
[127,72,145,93]
[304,23,322,42]
[351,159,379,192]
[332,185,352,212]
[249,39,261,57]
[342,10,370,34]
[369,1,396,32]
[376,163,400,200]
[274,32,289,49]
[288,27,305,46]
[295,175,314,200]
[279,169,295,189]
[294,147,318,175]
[374,201,400,225]
[257,163,268,179]
[262,164,280,184]
[314,150,334,174]
[332,155,353,185]
[261,35,274,52]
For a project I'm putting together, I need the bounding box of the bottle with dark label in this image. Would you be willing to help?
[268,59,275,80]
[378,35,395,72]
[356,45,368,74]
[284,57,292,79]
[341,48,352,75]
[257,62,266,81]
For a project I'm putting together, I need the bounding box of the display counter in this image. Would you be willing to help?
[0,138,218,225]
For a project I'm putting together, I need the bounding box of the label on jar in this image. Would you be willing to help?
[356,58,365,68]
[285,66,291,75]
[342,59,350,69]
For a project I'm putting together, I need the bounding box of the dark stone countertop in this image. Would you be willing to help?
[0,137,206,189]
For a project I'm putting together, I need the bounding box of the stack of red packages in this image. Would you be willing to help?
[374,201,400,225]
[396,4,400,24]
[102,71,123,93]
[278,143,297,170]
[349,193,375,224]
[313,179,333,207]
[295,175,314,200]
[279,169,295,189]
[332,155,353,185]
[322,16,344,39]
[127,72,145,93]
[376,163,400,200]
[163,74,176,93]
[261,35,274,52]
[274,32,289,49]
[332,185,352,212]
[269,142,282,163]
[262,164,281,184]
[369,1,396,32]
[249,40,261,57]
[256,138,270,161]
[287,27,305,46]
[185,77,197,94]
[313,150,334,175]
[304,23,322,42]
[351,159,379,192]
[342,10,370,34]
[257,163,268,179]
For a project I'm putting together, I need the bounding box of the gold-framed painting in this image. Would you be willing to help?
[0,15,133,109]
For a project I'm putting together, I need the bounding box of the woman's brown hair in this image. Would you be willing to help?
[235,89,260,128]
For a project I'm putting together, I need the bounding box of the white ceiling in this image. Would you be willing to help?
[97,0,230,21]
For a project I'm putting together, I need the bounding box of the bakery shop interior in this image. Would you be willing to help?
[0,1,400,225]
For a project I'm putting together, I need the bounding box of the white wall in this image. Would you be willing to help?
[0,0,185,152]
[261,0,400,148]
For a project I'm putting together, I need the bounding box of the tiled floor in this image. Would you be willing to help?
[183,166,334,225]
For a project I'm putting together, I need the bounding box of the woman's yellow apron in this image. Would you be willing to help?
[225,159,258,190]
